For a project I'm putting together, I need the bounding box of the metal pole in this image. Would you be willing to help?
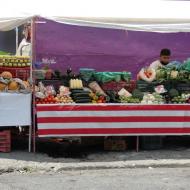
[29,125,31,152]
[31,17,37,153]
[28,21,32,152]
[15,27,18,53]
[136,136,139,152]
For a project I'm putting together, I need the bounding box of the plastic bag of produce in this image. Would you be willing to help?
[121,72,132,81]
[59,86,71,96]
[13,78,31,93]
[94,72,131,83]
[166,61,182,69]
[45,85,56,96]
[179,58,190,72]
[79,68,95,82]
[138,68,156,82]
[94,72,114,83]
[89,81,107,96]
[0,77,9,84]
[94,72,121,83]
[154,85,167,94]
[35,91,46,99]
[112,72,121,82]
[38,82,46,94]
[118,88,132,97]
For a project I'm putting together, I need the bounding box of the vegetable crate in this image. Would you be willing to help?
[0,130,11,153]
[175,82,190,93]
[0,66,30,81]
[162,81,190,92]
[137,80,160,92]
[104,138,127,151]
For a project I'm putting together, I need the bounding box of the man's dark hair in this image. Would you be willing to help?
[160,49,171,56]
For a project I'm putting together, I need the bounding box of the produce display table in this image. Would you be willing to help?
[0,93,32,126]
[36,104,190,137]
[0,92,32,152]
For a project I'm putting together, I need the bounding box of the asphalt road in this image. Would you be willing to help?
[0,168,189,190]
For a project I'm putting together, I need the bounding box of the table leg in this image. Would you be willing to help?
[136,136,139,152]
[28,125,32,152]
[33,123,36,153]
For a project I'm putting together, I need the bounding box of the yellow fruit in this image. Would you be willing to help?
[1,71,12,79]
[0,83,6,91]
[8,81,19,90]
[93,96,98,101]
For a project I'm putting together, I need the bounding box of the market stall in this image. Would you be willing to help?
[29,7,190,153]
[0,54,32,152]
[1,0,190,152]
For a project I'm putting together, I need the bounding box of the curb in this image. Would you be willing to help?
[1,159,190,174]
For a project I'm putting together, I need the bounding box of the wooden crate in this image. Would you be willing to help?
[104,139,127,151]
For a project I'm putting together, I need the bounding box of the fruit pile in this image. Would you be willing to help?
[0,71,30,93]
[171,96,187,104]
[89,92,107,103]
[119,96,140,103]
[55,95,74,104]
[0,56,31,67]
[36,95,57,104]
[141,93,165,104]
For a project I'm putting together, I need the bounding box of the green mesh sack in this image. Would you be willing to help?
[94,72,131,83]
[94,72,121,83]
[121,72,132,81]
[179,59,190,72]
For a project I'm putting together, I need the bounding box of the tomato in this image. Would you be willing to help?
[48,97,51,102]
[97,100,102,103]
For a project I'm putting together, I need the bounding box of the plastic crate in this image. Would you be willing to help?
[161,81,190,92]
[175,82,190,93]
[137,80,160,92]
[140,136,163,150]
[0,66,30,81]
[0,130,11,153]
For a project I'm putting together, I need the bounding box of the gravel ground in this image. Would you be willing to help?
[1,149,190,173]
[0,167,189,190]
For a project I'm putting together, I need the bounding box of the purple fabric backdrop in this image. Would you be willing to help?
[35,17,190,77]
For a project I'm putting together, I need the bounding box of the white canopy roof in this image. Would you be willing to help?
[1,0,190,32]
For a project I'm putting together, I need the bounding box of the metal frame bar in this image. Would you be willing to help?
[15,27,18,52]
[136,136,139,152]
[30,17,37,153]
